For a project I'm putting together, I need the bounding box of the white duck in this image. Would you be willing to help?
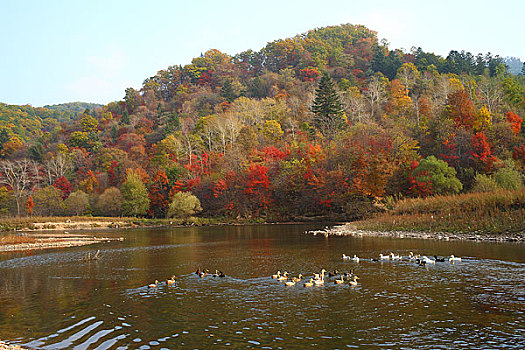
[314,269,326,286]
[449,255,462,263]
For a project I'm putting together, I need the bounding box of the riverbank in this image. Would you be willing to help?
[309,189,525,242]
[0,232,123,252]
[309,223,525,242]
[0,341,24,350]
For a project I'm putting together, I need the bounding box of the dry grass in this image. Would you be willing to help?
[0,234,37,246]
[355,189,525,234]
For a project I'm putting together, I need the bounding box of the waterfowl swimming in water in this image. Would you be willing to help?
[390,252,401,260]
[292,274,303,282]
[351,255,360,263]
[449,255,462,262]
[342,254,350,260]
[434,255,445,262]
[278,272,289,281]
[166,275,176,285]
[334,275,345,284]
[218,271,225,278]
[349,275,359,286]
[199,269,209,278]
[328,270,339,278]
[314,269,326,286]
[421,256,435,264]
[195,267,201,275]
[303,279,314,287]
[272,271,281,279]
[380,253,390,260]
[148,280,159,289]
[285,280,296,287]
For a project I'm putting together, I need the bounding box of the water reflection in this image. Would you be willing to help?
[0,224,524,349]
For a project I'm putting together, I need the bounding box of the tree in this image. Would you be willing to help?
[80,114,99,133]
[121,169,150,216]
[33,186,64,216]
[64,190,90,216]
[97,187,123,216]
[311,73,346,139]
[412,156,463,195]
[166,191,202,218]
[0,159,40,216]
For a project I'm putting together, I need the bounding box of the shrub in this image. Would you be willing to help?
[471,174,499,192]
[494,166,523,190]
[413,156,463,195]
[167,192,202,218]
[96,187,123,216]
[64,190,90,216]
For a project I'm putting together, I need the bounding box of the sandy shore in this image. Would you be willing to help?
[308,223,525,242]
[0,341,25,350]
[0,233,124,252]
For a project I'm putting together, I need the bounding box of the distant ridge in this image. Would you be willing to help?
[43,102,103,113]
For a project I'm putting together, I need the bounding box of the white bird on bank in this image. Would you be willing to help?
[351,255,360,263]
[342,254,351,261]
[380,253,390,260]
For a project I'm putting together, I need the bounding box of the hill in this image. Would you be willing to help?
[0,23,523,225]
[43,102,104,113]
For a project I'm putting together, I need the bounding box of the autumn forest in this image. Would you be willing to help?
[1,24,524,222]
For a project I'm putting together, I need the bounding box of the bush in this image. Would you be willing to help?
[472,174,499,192]
[413,156,463,195]
[494,166,523,190]
[96,187,123,216]
[64,190,90,216]
[167,192,202,218]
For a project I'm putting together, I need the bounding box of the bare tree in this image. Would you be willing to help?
[477,76,503,115]
[44,153,71,185]
[0,159,40,216]
[364,76,387,121]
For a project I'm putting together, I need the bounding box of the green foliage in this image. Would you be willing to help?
[167,191,202,218]
[311,73,345,138]
[493,165,523,190]
[472,173,499,192]
[68,131,89,148]
[64,190,90,216]
[121,170,150,216]
[33,186,64,216]
[414,156,463,195]
[43,102,103,114]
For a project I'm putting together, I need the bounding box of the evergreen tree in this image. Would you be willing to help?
[311,73,345,139]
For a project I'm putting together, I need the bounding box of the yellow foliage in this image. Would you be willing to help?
[263,120,284,142]
[473,106,492,131]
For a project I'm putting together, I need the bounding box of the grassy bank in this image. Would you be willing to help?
[352,189,525,235]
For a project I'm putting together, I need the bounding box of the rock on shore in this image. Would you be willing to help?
[307,223,525,242]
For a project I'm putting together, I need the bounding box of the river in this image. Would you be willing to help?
[0,224,524,349]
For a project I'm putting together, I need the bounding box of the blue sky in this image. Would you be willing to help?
[1,0,523,107]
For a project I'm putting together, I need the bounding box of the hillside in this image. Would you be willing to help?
[0,23,523,224]
[43,102,104,113]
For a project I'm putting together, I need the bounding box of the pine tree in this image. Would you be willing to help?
[311,73,345,139]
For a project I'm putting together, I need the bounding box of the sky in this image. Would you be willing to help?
[1,0,523,107]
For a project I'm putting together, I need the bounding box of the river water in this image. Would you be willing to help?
[0,224,524,349]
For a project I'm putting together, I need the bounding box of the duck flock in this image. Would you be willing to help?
[344,252,463,265]
[145,252,462,289]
